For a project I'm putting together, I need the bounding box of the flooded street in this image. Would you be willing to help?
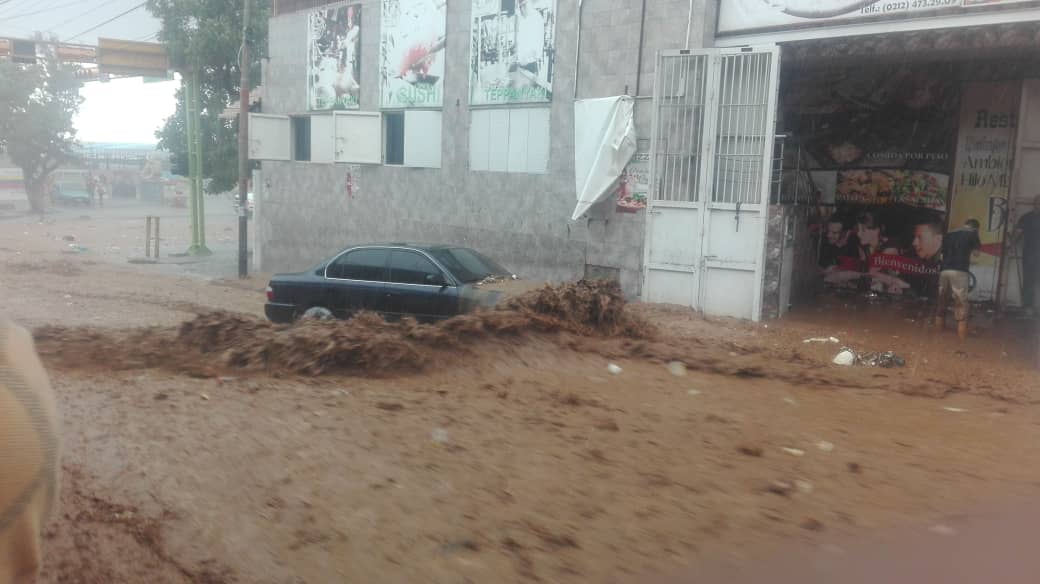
[4,200,1040,583]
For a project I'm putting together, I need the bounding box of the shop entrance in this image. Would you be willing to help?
[770,26,1040,326]
[643,46,780,321]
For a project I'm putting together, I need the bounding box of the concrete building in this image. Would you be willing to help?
[254,0,713,298]
[254,0,1040,322]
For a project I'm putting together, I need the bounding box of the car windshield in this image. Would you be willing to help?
[428,248,509,283]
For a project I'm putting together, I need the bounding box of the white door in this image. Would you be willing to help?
[643,46,781,321]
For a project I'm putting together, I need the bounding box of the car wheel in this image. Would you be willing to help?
[300,306,334,321]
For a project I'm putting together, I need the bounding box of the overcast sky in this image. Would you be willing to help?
[0,0,179,144]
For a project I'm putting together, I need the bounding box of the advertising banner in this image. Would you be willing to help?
[616,149,649,213]
[949,81,1020,300]
[469,0,557,106]
[308,4,362,110]
[380,0,447,108]
[718,0,1038,36]
[783,63,962,298]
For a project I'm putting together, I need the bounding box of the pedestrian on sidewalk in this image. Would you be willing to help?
[0,317,61,584]
[936,218,982,341]
[95,176,106,209]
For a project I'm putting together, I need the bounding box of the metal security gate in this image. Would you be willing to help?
[642,46,781,321]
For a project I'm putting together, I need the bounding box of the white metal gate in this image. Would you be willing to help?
[642,46,781,321]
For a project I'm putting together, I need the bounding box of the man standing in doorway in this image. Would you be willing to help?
[1013,195,1040,314]
[936,218,982,341]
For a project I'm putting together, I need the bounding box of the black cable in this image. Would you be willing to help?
[49,0,135,39]
[3,0,87,21]
[65,0,147,41]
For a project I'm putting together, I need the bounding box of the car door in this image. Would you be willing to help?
[323,247,390,317]
[386,249,459,320]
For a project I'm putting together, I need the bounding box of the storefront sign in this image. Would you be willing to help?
[718,0,1038,36]
[469,0,557,105]
[307,4,362,110]
[949,81,1020,300]
[380,0,447,108]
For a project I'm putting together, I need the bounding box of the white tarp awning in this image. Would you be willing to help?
[572,96,637,221]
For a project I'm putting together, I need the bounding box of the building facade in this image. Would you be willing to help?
[255,0,1040,320]
[254,0,715,297]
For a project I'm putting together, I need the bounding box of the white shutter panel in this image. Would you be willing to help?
[525,108,551,174]
[469,110,492,171]
[334,111,382,164]
[248,114,290,161]
[310,114,335,163]
[403,111,442,168]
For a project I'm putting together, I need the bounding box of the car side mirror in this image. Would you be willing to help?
[426,273,448,287]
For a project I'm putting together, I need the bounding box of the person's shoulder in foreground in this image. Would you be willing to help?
[0,317,61,584]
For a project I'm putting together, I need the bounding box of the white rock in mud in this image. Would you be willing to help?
[607,363,623,375]
[666,361,687,377]
[832,350,856,366]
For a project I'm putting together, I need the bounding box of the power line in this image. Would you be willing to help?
[3,0,87,21]
[65,0,147,42]
[48,0,129,36]
[0,0,39,17]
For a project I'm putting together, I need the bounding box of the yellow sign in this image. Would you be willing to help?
[97,38,168,77]
[950,81,1020,298]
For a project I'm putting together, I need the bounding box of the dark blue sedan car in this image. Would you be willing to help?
[264,244,514,323]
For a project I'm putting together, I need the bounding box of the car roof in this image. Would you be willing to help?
[349,243,460,252]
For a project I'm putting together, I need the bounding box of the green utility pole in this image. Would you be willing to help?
[185,66,211,256]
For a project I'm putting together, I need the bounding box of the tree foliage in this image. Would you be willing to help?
[147,0,268,194]
[0,58,83,212]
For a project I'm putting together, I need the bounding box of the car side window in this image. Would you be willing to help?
[327,248,389,281]
[389,251,445,286]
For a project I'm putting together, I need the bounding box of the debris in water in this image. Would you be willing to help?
[33,281,654,377]
[803,337,840,344]
[783,397,797,406]
[781,447,805,457]
[795,480,814,494]
[860,351,906,368]
[929,524,957,536]
[737,445,763,457]
[687,389,701,396]
[943,406,968,413]
[200,393,210,401]
[607,363,623,375]
[832,349,857,366]
[431,428,449,444]
[666,361,687,377]
[816,441,835,452]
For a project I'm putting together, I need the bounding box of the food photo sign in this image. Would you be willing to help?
[380,0,448,108]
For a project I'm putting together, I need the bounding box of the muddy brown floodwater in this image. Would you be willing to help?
[4,205,1040,583]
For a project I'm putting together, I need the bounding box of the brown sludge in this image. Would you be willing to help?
[34,280,654,377]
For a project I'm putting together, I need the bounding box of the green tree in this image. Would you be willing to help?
[0,58,82,213]
[147,0,268,194]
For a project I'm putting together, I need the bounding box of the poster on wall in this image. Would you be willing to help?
[949,81,1020,300]
[783,63,961,298]
[616,149,649,213]
[308,4,362,110]
[380,0,447,108]
[717,0,1039,36]
[469,0,557,106]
